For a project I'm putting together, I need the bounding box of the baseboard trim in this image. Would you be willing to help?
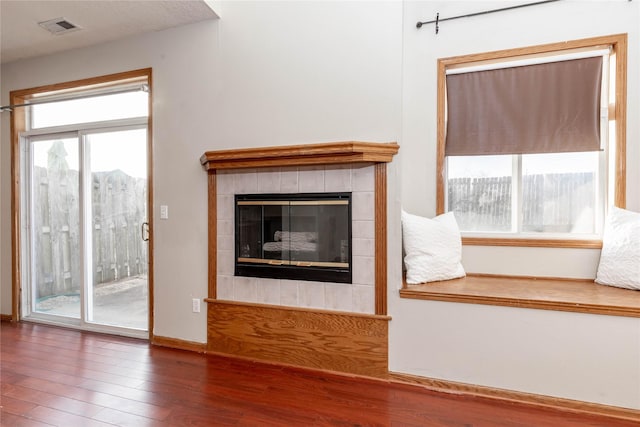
[388,372,640,423]
[152,335,207,353]
[0,314,13,322]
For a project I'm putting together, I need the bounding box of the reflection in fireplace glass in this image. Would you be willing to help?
[235,193,351,283]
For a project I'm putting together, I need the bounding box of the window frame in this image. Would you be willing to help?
[436,34,627,248]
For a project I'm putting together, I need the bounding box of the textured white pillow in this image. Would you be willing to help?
[401,210,465,284]
[595,207,640,290]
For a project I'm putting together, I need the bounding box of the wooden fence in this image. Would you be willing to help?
[448,172,595,232]
[33,161,147,299]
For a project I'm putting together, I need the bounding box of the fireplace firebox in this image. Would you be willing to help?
[235,193,352,283]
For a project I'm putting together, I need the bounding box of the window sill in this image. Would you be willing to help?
[461,237,603,249]
[399,274,640,318]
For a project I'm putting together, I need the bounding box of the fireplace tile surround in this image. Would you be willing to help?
[201,141,400,318]
[216,164,376,313]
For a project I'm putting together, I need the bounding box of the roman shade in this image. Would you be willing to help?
[445,56,603,156]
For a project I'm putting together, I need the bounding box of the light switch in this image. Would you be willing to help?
[160,205,169,219]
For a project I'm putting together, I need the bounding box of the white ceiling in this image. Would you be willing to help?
[0,0,219,64]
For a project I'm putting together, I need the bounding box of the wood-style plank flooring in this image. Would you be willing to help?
[1,321,637,426]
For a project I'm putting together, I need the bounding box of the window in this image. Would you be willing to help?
[437,34,627,247]
[30,88,148,128]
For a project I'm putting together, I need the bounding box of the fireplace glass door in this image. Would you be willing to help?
[235,193,351,283]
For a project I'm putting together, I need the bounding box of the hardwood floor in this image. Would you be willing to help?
[1,321,637,426]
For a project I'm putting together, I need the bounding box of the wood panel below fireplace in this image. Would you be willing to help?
[205,299,390,377]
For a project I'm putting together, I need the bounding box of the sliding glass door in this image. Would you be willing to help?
[29,135,81,319]
[24,127,148,335]
[86,129,148,329]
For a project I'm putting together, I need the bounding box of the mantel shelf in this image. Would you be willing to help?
[200,141,399,171]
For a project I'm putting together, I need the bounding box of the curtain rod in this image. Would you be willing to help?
[416,0,563,34]
[0,84,149,113]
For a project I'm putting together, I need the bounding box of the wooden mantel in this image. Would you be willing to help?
[200,141,399,171]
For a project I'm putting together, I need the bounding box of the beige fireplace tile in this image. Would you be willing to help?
[325,283,353,312]
[217,234,234,252]
[216,172,234,195]
[217,250,234,276]
[233,171,258,194]
[280,169,299,193]
[352,255,375,285]
[352,238,374,257]
[233,276,258,302]
[257,168,282,193]
[352,192,374,221]
[218,219,234,236]
[299,166,325,192]
[353,164,374,191]
[298,281,326,308]
[256,278,281,305]
[217,194,234,220]
[217,275,234,300]
[324,166,352,192]
[215,162,382,314]
[353,220,375,239]
[280,280,299,306]
[352,284,375,314]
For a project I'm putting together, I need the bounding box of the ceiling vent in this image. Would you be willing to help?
[38,17,81,35]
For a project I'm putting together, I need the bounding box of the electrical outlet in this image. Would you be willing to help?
[160,205,169,219]
[192,298,200,313]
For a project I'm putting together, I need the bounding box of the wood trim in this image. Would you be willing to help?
[613,34,627,208]
[151,335,207,353]
[399,274,640,318]
[374,163,388,315]
[207,171,217,300]
[461,237,603,248]
[204,298,392,320]
[0,314,14,322]
[10,92,26,322]
[8,68,151,101]
[437,34,628,67]
[200,141,399,171]
[145,69,155,341]
[10,68,153,329]
[388,372,640,424]
[436,33,627,230]
[436,59,447,215]
[205,299,390,377]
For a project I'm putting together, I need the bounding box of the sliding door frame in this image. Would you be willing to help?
[10,69,154,340]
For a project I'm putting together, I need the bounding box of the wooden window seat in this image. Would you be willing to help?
[400,274,640,318]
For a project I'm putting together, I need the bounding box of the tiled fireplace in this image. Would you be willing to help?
[216,164,376,313]
[201,142,398,376]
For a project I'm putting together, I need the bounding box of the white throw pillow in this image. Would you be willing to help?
[401,210,465,284]
[595,207,640,290]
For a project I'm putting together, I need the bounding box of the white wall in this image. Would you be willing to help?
[392,0,640,409]
[0,1,403,342]
[0,19,223,340]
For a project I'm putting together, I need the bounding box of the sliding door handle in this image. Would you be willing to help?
[141,222,150,242]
